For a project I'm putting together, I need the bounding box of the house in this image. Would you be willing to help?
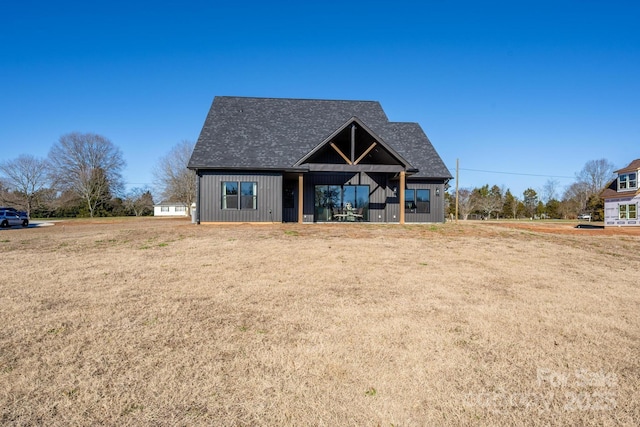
[188,96,452,224]
[601,159,639,226]
[153,201,189,217]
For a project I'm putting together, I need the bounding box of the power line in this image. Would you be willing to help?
[454,167,574,180]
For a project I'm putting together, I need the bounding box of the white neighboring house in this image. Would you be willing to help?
[602,159,639,227]
[154,201,189,217]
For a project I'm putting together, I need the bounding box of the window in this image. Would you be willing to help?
[283,182,295,209]
[405,189,431,213]
[160,206,169,212]
[619,204,637,220]
[240,182,257,209]
[175,206,186,212]
[416,189,431,213]
[222,181,257,210]
[222,182,238,209]
[619,173,638,191]
[314,185,369,221]
[404,190,416,212]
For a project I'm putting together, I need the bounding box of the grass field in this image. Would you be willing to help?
[1,218,639,426]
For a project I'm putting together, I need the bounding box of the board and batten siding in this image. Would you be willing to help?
[299,172,445,223]
[198,171,283,222]
[404,180,446,223]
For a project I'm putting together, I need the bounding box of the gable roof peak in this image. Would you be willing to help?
[294,116,412,168]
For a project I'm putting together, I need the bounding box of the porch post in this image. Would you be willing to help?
[399,170,405,224]
[298,173,304,224]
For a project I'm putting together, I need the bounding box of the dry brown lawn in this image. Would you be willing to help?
[1,218,639,426]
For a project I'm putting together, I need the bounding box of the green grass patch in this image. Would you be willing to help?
[365,387,377,397]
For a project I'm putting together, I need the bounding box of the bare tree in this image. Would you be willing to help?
[563,181,590,217]
[0,155,49,216]
[540,178,560,204]
[456,188,477,220]
[154,140,196,213]
[124,187,154,216]
[48,132,125,217]
[576,159,616,195]
[0,180,11,206]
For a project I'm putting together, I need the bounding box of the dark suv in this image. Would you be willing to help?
[0,207,29,227]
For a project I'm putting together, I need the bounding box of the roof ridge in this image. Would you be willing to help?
[215,95,382,104]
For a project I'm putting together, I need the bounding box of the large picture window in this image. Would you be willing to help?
[619,173,638,190]
[619,203,637,220]
[222,181,258,210]
[314,184,369,221]
[405,189,431,213]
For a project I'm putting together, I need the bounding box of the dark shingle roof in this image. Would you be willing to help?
[189,96,452,179]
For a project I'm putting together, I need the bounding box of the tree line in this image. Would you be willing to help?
[0,132,195,218]
[446,159,617,220]
[1,134,616,221]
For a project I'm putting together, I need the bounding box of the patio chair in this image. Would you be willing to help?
[353,207,364,221]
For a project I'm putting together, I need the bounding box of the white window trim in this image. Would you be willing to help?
[618,172,638,191]
[619,203,638,220]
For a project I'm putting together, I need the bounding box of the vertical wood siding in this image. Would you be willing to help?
[198,171,446,223]
[404,180,446,223]
[199,172,283,222]
[301,172,446,223]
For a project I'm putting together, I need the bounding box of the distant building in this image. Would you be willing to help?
[153,201,189,217]
[601,159,639,227]
[188,96,452,223]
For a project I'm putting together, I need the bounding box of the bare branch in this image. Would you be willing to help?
[47,132,125,217]
[153,140,196,212]
[0,154,50,216]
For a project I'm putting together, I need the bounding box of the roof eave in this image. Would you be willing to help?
[188,165,309,173]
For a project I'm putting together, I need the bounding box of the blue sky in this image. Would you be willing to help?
[2,1,639,199]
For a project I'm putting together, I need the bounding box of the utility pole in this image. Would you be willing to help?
[455,158,459,222]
